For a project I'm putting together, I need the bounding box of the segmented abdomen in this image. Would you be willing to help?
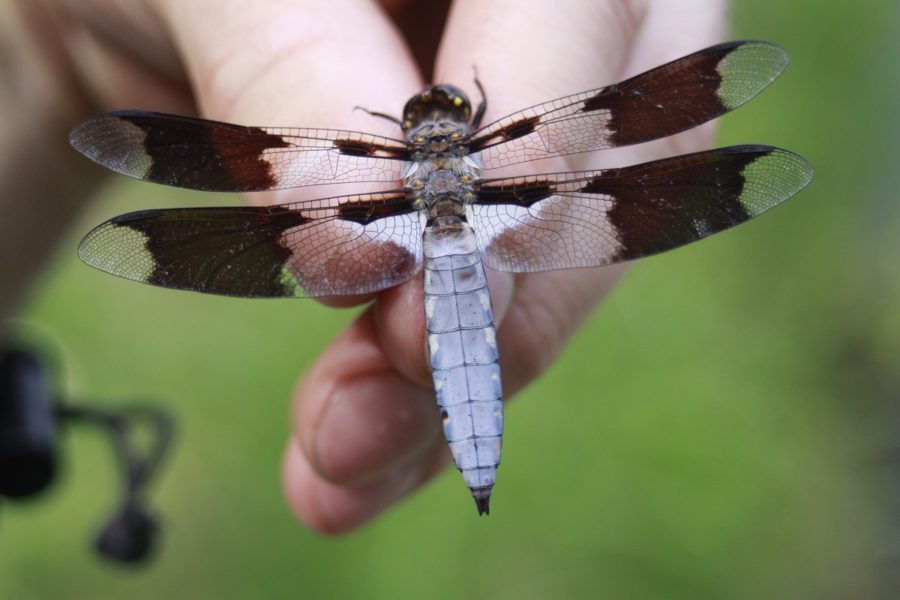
[423,216,503,514]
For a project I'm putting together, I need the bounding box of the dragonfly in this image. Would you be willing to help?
[70,40,813,515]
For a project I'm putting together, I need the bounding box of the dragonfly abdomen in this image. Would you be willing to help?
[423,216,503,515]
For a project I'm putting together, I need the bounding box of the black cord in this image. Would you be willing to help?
[55,403,175,503]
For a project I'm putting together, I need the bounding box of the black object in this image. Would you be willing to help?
[0,349,56,498]
[95,502,159,563]
[0,344,175,566]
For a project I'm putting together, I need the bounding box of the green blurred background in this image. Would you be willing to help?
[2,1,898,598]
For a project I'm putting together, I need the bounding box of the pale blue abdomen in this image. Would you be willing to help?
[423,215,503,515]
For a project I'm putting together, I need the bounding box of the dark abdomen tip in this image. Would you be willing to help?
[472,487,492,516]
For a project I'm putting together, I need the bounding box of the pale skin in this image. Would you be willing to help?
[0,0,727,533]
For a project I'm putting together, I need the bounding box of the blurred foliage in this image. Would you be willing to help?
[2,1,898,598]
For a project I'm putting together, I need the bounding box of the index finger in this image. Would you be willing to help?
[150,0,423,308]
[156,0,421,134]
[432,0,728,395]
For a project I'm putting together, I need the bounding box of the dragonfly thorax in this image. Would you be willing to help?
[406,121,471,161]
[405,154,481,215]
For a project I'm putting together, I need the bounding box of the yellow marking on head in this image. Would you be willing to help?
[403,119,413,129]
[452,96,463,107]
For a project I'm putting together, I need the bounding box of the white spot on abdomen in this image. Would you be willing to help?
[484,327,497,349]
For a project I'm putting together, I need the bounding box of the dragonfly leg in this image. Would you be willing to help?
[471,68,487,129]
[354,106,403,128]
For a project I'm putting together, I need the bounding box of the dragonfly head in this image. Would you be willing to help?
[402,85,472,134]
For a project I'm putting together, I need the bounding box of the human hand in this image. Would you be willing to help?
[279,0,729,532]
[1,0,727,533]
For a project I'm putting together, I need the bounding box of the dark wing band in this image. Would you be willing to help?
[472,146,813,272]
[78,192,423,297]
[470,41,789,170]
[70,111,411,192]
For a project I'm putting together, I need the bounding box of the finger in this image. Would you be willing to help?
[436,0,642,125]
[292,309,439,487]
[0,2,111,321]
[619,0,730,157]
[154,0,421,146]
[420,0,649,394]
[433,0,728,395]
[289,264,514,470]
[285,256,512,534]
[154,0,423,310]
[285,301,465,533]
[53,0,192,112]
[282,432,447,534]
[58,0,184,79]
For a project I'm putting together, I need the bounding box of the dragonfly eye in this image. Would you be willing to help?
[402,84,472,133]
